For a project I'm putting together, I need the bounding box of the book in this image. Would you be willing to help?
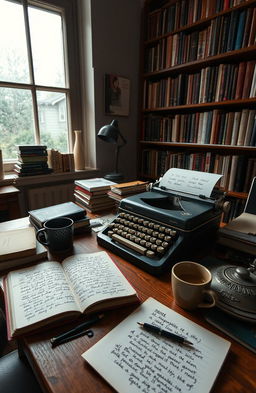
[110,180,148,195]
[29,202,86,228]
[0,241,47,273]
[74,185,109,196]
[17,145,47,152]
[0,227,36,262]
[205,308,256,354]
[4,251,139,338]
[82,297,230,393]
[234,9,246,50]
[75,178,116,192]
[218,212,256,254]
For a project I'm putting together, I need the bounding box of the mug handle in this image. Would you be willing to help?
[36,228,49,246]
[197,289,216,309]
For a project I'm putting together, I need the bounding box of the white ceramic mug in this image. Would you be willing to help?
[171,261,216,311]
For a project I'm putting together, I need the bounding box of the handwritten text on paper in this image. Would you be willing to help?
[109,308,212,393]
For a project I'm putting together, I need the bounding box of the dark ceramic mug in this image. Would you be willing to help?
[36,217,74,253]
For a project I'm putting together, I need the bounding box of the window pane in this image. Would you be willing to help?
[37,91,68,152]
[0,1,30,83]
[29,7,66,87]
[0,87,35,159]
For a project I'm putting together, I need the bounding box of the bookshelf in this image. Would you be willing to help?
[139,0,256,221]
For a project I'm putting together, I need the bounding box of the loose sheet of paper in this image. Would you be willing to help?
[82,298,230,393]
[159,168,222,198]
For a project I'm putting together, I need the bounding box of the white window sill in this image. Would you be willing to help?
[0,168,99,187]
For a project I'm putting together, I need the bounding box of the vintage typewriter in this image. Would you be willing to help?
[97,168,228,275]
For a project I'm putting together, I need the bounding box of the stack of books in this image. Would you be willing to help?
[15,145,53,177]
[74,178,116,213]
[29,202,91,234]
[107,180,148,205]
[0,226,47,273]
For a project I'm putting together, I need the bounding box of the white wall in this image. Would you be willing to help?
[79,0,143,180]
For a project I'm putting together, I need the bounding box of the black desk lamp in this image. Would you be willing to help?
[97,120,127,182]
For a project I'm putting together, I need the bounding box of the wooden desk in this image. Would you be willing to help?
[13,230,256,393]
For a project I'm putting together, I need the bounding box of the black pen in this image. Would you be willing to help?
[137,322,193,346]
[50,313,104,347]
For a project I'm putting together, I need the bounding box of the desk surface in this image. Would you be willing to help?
[14,225,255,393]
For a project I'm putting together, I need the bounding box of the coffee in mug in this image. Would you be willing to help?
[171,261,216,310]
[36,217,74,253]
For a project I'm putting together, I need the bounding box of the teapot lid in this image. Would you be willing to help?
[210,264,256,322]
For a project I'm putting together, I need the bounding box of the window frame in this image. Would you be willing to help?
[0,0,82,169]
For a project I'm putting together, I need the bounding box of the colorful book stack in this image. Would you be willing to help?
[15,145,53,177]
[107,180,149,206]
[74,178,116,213]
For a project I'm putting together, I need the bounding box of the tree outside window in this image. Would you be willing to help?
[0,0,81,161]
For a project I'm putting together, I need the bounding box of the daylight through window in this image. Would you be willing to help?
[0,0,73,160]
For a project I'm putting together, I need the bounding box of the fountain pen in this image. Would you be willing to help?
[137,322,193,346]
[50,313,104,347]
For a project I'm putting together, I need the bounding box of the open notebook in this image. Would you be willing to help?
[82,297,230,393]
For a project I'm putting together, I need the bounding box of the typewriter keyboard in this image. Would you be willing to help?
[105,212,177,259]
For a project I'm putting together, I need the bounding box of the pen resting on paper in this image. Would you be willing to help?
[137,322,194,345]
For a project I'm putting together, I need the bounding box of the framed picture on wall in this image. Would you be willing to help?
[104,74,130,116]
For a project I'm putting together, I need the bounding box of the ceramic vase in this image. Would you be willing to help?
[73,130,85,170]
[0,150,3,180]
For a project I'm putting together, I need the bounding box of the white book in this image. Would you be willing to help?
[200,111,208,144]
[75,178,116,192]
[0,227,36,262]
[82,297,230,393]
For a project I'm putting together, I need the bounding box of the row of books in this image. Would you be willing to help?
[142,109,256,146]
[146,0,247,40]
[145,8,256,72]
[143,61,256,109]
[141,149,256,193]
[15,145,52,177]
[47,149,75,173]
[145,7,256,70]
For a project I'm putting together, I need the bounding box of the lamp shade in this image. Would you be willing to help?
[97,120,119,144]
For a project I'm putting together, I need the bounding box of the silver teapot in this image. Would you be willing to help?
[210,260,256,322]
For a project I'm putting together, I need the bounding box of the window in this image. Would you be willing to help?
[0,0,82,162]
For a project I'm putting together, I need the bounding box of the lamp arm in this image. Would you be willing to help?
[117,131,127,147]
[115,145,121,174]
[114,131,126,174]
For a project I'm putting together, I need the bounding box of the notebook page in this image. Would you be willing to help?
[82,297,230,393]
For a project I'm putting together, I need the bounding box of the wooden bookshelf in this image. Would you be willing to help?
[139,0,256,222]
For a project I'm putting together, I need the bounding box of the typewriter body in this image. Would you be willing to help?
[97,169,227,275]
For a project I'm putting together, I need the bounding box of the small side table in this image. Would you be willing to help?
[0,186,21,222]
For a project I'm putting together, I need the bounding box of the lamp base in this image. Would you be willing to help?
[104,172,124,182]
